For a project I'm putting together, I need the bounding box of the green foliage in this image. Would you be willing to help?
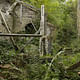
[0,0,79,80]
[25,0,77,47]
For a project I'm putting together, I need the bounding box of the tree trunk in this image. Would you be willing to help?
[77,0,80,37]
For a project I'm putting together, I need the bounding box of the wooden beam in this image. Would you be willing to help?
[39,5,46,56]
[0,10,11,33]
[31,21,37,32]
[0,33,42,37]
[20,28,40,52]
[40,5,45,35]
[7,1,40,14]
[22,1,40,12]
[7,1,18,14]
[0,10,19,50]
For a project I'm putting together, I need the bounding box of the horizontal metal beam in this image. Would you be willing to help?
[0,33,42,37]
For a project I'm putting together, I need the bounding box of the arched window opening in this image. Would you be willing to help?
[25,23,35,34]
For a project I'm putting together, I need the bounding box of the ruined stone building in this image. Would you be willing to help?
[0,0,55,54]
[0,0,39,33]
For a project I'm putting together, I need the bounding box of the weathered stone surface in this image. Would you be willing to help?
[0,0,38,33]
[0,0,55,54]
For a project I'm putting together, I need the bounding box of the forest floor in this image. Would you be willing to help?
[0,40,80,80]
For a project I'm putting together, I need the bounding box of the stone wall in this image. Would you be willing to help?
[0,0,11,33]
[0,0,38,33]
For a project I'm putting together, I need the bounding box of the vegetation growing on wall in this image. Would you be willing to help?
[0,0,79,80]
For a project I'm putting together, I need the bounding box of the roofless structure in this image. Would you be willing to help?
[0,0,55,55]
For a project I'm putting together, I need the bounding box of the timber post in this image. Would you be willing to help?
[39,5,46,56]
